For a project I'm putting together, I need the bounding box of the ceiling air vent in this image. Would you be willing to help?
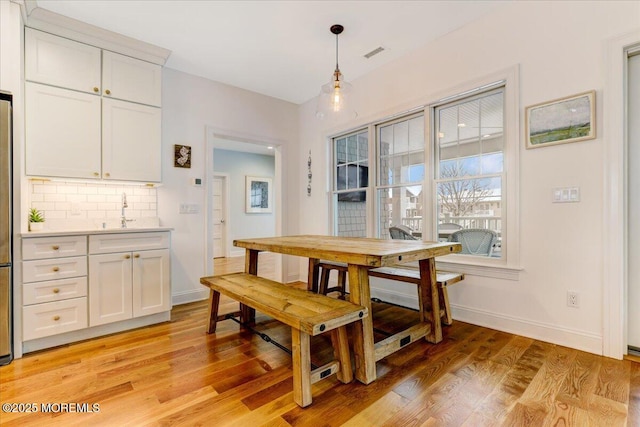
[364,46,385,59]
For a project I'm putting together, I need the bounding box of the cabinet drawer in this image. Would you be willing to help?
[23,256,87,283]
[23,235,87,260]
[23,277,87,306]
[89,232,169,254]
[23,297,88,341]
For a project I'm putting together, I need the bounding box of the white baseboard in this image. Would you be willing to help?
[369,285,603,356]
[172,288,209,305]
[451,304,603,355]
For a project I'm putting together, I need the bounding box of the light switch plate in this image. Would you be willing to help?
[553,187,580,203]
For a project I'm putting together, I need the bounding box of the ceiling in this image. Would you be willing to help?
[33,0,510,106]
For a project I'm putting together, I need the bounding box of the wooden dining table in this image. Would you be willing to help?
[233,235,461,384]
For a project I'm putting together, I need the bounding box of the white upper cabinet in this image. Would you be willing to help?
[102,51,161,107]
[102,98,161,182]
[25,82,102,179]
[24,27,163,182]
[25,28,101,95]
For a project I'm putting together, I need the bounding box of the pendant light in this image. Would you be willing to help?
[316,24,357,120]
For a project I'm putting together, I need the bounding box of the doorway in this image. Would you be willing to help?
[628,49,640,353]
[204,126,283,281]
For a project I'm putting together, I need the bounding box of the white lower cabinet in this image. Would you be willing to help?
[22,236,89,341]
[89,233,171,327]
[21,231,171,350]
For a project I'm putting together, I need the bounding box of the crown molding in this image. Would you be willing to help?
[24,5,171,65]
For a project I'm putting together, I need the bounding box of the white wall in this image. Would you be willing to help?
[298,1,640,355]
[214,148,276,255]
[160,68,298,305]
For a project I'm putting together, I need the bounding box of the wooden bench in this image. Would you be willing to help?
[314,262,464,325]
[200,272,368,407]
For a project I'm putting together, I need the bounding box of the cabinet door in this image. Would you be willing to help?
[25,28,101,95]
[26,83,101,179]
[89,253,132,326]
[102,98,161,182]
[102,51,162,107]
[132,249,171,317]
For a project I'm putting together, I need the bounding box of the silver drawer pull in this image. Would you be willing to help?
[52,288,60,294]
[53,315,60,321]
[52,267,59,272]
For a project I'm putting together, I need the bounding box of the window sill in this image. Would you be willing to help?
[435,257,522,281]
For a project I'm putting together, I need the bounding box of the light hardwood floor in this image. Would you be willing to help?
[1,255,638,426]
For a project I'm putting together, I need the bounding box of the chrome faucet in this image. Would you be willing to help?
[121,193,128,228]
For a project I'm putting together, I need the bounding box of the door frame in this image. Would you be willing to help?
[212,173,230,259]
[603,29,640,359]
[204,126,283,281]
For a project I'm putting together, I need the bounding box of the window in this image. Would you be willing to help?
[332,130,368,237]
[376,113,425,239]
[329,68,519,272]
[435,87,504,257]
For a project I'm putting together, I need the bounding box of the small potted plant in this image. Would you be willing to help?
[28,208,45,231]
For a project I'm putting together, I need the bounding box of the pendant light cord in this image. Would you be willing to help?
[335,32,339,71]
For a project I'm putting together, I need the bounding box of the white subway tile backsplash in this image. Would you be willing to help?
[97,187,117,195]
[44,193,66,202]
[29,180,159,231]
[57,185,78,194]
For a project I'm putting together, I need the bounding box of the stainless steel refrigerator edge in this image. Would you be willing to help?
[0,91,13,365]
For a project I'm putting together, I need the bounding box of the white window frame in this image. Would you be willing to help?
[328,66,521,279]
[428,67,521,279]
[330,128,371,237]
[374,111,427,239]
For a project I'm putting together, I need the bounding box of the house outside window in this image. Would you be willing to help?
[434,87,504,257]
[332,130,368,237]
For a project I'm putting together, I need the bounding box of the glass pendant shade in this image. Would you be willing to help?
[316,25,357,121]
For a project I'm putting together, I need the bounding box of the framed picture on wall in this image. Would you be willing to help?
[246,176,273,213]
[525,90,596,149]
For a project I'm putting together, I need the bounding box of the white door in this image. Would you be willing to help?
[628,51,640,350]
[212,176,227,258]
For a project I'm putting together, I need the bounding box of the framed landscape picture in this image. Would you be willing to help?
[525,90,596,149]
[246,176,273,213]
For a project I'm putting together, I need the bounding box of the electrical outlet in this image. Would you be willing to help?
[567,291,580,308]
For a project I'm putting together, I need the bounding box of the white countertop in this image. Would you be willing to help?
[21,227,173,238]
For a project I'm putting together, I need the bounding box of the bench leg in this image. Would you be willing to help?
[420,258,442,343]
[291,328,312,407]
[331,326,353,383]
[318,268,330,294]
[441,285,453,326]
[338,270,347,296]
[207,290,221,334]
